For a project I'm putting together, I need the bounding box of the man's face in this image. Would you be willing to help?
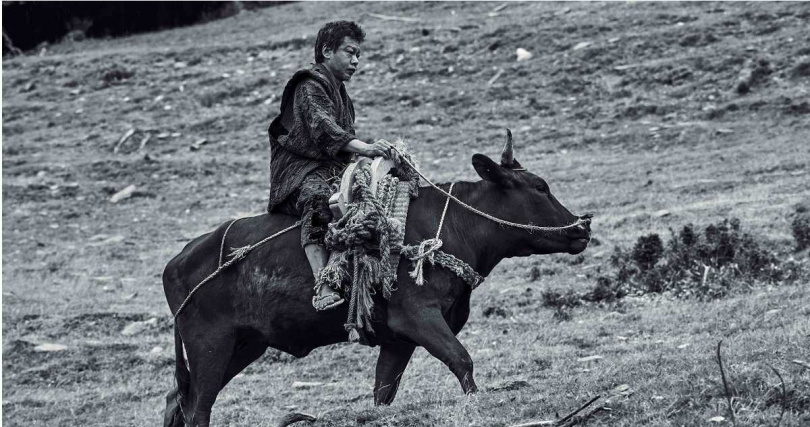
[322,37,362,82]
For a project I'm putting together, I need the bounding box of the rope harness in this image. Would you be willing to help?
[171,148,582,320]
[172,221,301,319]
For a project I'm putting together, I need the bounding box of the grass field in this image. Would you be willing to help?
[3,2,809,426]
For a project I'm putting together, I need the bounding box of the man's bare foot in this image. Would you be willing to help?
[312,288,344,311]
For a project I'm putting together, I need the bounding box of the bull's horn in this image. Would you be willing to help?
[500,128,514,166]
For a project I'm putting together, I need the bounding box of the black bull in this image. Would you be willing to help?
[162,145,592,427]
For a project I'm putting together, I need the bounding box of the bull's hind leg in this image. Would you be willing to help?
[184,326,236,427]
[374,343,416,405]
[391,308,478,395]
[221,339,268,388]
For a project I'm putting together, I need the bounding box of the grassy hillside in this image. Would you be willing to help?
[3,2,809,426]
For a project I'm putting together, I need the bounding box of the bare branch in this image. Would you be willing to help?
[114,128,136,153]
[276,412,316,427]
[716,340,737,427]
[365,13,420,23]
[3,30,23,56]
[764,363,786,427]
[557,395,602,426]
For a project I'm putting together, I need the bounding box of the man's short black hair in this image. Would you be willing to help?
[314,21,365,63]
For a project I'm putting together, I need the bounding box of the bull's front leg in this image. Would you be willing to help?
[389,307,478,395]
[374,343,416,405]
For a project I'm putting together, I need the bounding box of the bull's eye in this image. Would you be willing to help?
[535,184,548,194]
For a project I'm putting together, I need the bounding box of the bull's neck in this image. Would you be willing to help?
[419,182,516,279]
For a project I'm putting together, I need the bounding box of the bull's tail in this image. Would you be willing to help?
[163,323,190,427]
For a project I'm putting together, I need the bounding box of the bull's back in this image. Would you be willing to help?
[162,213,304,315]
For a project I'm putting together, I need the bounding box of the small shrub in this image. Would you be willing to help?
[599,218,803,300]
[482,306,508,318]
[584,276,627,303]
[101,65,134,84]
[541,289,582,309]
[631,234,664,271]
[791,204,810,251]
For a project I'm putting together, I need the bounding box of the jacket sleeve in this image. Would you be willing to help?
[296,79,355,159]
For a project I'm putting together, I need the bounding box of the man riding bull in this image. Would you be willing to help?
[266,21,395,311]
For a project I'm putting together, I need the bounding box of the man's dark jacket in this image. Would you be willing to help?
[267,63,356,212]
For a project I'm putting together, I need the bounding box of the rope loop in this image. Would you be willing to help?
[390,146,584,233]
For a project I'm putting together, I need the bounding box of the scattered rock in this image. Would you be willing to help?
[654,209,671,218]
[735,58,771,94]
[791,60,810,78]
[577,355,604,362]
[150,346,164,354]
[34,343,68,352]
[121,317,158,336]
[516,48,533,62]
[190,138,208,151]
[292,381,323,389]
[487,379,530,392]
[611,384,631,394]
[482,306,509,318]
[709,416,726,423]
[101,65,134,84]
[89,235,125,246]
[554,7,571,16]
[110,185,137,203]
[572,41,592,51]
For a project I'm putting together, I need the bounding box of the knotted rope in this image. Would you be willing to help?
[409,182,455,285]
[323,163,406,342]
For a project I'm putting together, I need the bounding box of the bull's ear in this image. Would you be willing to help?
[472,153,511,185]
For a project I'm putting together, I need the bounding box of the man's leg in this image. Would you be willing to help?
[297,172,344,311]
[304,243,343,310]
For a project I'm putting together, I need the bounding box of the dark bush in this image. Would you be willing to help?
[598,218,802,300]
[631,234,664,271]
[791,204,810,251]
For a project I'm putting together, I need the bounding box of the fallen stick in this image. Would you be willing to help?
[276,412,316,427]
[366,13,420,23]
[114,128,136,153]
[764,363,786,427]
[3,30,23,56]
[716,341,737,427]
[556,395,603,427]
[488,68,505,86]
[138,133,151,151]
[508,420,554,427]
[507,395,602,427]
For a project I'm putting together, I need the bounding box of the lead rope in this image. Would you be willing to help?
[390,146,585,233]
[410,182,454,285]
